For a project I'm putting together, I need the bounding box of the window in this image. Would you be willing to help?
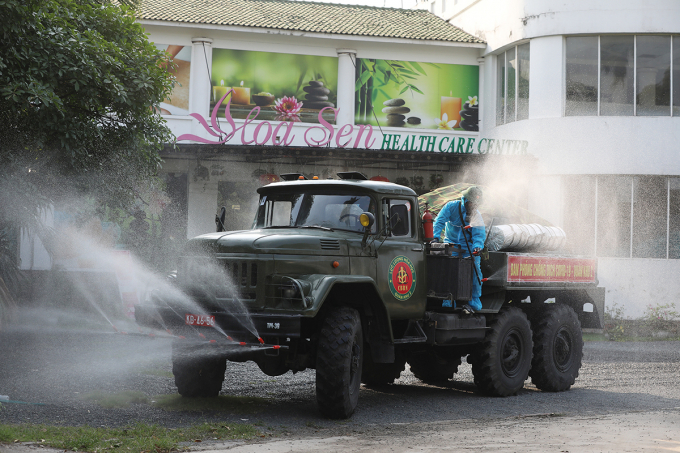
[565,175,680,259]
[566,35,678,116]
[596,176,632,258]
[384,199,412,237]
[497,43,530,125]
[256,192,375,233]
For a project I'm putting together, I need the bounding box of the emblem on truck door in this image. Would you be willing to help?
[388,255,416,301]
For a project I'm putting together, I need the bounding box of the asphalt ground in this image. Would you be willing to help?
[0,309,679,451]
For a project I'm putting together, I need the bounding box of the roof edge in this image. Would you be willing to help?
[139,19,487,47]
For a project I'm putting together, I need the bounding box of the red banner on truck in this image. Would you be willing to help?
[507,255,597,283]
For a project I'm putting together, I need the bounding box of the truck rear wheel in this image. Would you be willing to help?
[172,343,226,397]
[530,304,583,392]
[316,306,363,419]
[471,306,533,396]
[408,350,461,383]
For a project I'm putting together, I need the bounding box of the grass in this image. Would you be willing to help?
[79,391,270,414]
[153,394,270,414]
[82,391,149,409]
[0,422,258,453]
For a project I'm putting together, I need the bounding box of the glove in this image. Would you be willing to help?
[472,247,482,256]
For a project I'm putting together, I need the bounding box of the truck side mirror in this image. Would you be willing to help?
[216,206,226,232]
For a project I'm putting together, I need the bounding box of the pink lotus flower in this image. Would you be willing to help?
[274,96,303,115]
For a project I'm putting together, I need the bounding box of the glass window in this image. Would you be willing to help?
[673,36,680,116]
[669,178,680,258]
[596,176,632,258]
[636,36,671,116]
[507,48,517,123]
[562,176,596,256]
[565,36,598,116]
[517,43,530,121]
[496,52,506,125]
[632,177,667,258]
[600,36,634,116]
[256,192,375,233]
[497,44,529,124]
[387,200,412,237]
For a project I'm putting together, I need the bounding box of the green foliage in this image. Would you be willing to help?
[0,422,258,452]
[604,301,680,341]
[354,59,439,101]
[0,0,177,298]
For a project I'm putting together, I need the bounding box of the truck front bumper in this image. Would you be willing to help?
[134,304,302,344]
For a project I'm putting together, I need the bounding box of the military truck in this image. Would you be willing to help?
[134,172,604,419]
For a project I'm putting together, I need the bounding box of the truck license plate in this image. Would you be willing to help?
[185,314,215,327]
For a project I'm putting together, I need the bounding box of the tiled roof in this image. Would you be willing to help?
[139,0,485,44]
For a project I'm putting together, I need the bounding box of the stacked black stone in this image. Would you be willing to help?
[382,98,414,127]
[302,81,334,110]
[459,101,479,131]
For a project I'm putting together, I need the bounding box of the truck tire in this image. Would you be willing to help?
[362,350,405,386]
[529,304,583,392]
[408,351,461,383]
[316,306,363,419]
[172,343,226,397]
[471,306,533,396]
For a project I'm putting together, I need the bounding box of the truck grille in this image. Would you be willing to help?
[320,239,340,250]
[177,257,258,303]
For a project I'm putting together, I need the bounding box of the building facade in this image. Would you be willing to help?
[414,0,680,317]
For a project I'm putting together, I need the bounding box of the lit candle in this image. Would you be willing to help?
[212,80,231,106]
[232,81,251,105]
[440,93,462,127]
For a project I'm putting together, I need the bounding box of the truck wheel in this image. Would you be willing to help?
[361,350,405,386]
[529,304,583,392]
[316,306,363,419]
[172,343,226,397]
[408,351,461,383]
[471,306,533,396]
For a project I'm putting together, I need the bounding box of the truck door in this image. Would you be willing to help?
[377,197,427,320]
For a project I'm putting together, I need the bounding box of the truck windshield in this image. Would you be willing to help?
[255,192,376,233]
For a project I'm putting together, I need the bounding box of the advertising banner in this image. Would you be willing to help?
[507,255,598,283]
[355,59,479,131]
[211,49,338,124]
[156,44,192,116]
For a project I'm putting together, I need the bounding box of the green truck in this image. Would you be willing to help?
[134,172,604,419]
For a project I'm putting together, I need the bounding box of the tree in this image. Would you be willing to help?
[0,0,176,311]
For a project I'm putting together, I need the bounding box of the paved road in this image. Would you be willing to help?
[1,310,679,451]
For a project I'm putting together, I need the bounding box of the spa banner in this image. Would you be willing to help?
[211,49,338,124]
[156,44,192,116]
[354,59,479,131]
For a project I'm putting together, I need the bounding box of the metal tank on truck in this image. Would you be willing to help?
[134,172,605,419]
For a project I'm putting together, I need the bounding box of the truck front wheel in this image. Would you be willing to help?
[316,306,363,419]
[529,304,583,392]
[172,343,226,397]
[471,306,533,396]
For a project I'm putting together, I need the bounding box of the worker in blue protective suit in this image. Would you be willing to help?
[431,186,485,314]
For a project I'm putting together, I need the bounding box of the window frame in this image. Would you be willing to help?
[565,34,677,117]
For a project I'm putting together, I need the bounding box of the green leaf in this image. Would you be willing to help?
[410,85,425,95]
[355,70,372,91]
[399,86,409,94]
[410,61,427,76]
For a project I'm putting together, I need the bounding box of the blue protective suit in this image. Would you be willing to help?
[432,197,486,311]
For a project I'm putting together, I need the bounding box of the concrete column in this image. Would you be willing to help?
[189,38,213,138]
[187,160,219,238]
[336,49,357,127]
[477,56,485,134]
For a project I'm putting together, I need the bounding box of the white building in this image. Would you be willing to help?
[21,0,676,319]
[414,0,680,317]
